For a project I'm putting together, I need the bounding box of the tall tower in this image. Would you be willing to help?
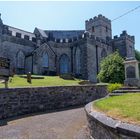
[85,14,112,40]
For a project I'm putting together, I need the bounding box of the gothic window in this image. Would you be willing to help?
[42,53,49,67]
[75,47,81,74]
[101,48,107,58]
[16,51,25,68]
[92,26,95,32]
[59,54,70,74]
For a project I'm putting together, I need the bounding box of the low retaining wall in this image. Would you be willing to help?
[85,101,140,139]
[0,85,107,120]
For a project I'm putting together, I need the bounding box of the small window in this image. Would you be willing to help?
[92,26,95,32]
[8,30,12,36]
[32,37,36,42]
[106,26,108,32]
[16,32,21,38]
[24,35,29,40]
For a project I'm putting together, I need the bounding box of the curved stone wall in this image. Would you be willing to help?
[0,85,107,120]
[85,100,140,139]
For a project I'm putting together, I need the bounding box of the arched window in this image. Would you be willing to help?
[75,47,81,74]
[59,54,70,74]
[101,48,107,58]
[16,51,25,68]
[42,53,49,67]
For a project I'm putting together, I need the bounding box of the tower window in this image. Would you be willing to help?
[106,26,108,32]
[92,26,95,32]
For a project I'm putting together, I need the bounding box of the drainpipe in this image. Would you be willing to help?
[96,45,99,74]
[70,46,73,74]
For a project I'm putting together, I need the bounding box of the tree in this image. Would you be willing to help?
[97,51,125,83]
[135,49,140,74]
[135,49,140,61]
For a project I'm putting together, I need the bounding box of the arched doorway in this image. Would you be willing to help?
[59,54,70,74]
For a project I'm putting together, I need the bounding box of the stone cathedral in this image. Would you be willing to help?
[0,14,135,82]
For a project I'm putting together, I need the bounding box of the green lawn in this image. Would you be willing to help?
[94,93,140,125]
[0,75,83,88]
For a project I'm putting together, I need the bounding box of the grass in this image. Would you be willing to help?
[94,93,140,125]
[0,75,83,88]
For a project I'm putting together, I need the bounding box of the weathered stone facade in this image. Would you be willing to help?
[0,14,135,82]
[0,85,107,119]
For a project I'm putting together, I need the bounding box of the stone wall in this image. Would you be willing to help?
[0,85,107,120]
[85,101,140,139]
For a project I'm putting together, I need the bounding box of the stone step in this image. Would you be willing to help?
[110,92,140,96]
[112,89,140,93]
[119,87,140,90]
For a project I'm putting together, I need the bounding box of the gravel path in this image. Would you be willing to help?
[0,107,90,139]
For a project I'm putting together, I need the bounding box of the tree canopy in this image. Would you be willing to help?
[135,49,140,61]
[97,51,125,83]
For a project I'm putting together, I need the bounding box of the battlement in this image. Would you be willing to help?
[85,14,111,25]
[113,30,135,42]
[51,31,111,46]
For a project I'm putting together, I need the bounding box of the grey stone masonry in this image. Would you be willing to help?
[0,13,136,82]
[0,85,108,120]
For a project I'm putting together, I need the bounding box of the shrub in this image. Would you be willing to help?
[97,51,125,83]
[107,83,122,93]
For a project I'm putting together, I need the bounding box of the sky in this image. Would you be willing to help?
[0,1,140,50]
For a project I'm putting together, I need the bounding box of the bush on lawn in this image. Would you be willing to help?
[107,83,123,93]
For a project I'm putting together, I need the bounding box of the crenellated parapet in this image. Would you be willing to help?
[85,14,112,41]
[112,30,135,58]
[85,14,111,25]
[113,30,135,42]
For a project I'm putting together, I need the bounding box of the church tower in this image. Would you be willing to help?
[85,14,112,41]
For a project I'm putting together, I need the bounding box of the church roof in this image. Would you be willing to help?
[7,25,36,38]
[45,30,84,39]
[35,28,48,38]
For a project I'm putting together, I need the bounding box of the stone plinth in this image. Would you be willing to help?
[124,57,140,87]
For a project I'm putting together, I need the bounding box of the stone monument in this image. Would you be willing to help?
[124,57,140,87]
[0,57,10,88]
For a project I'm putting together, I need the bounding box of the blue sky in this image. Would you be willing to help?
[0,1,140,50]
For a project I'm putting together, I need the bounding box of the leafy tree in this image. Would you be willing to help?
[135,49,140,61]
[135,49,140,74]
[97,51,125,83]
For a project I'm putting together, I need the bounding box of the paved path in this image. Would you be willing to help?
[0,107,90,139]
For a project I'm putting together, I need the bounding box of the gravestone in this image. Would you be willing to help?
[27,72,32,84]
[0,57,10,88]
[124,57,140,87]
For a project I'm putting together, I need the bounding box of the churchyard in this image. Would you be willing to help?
[0,75,83,88]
